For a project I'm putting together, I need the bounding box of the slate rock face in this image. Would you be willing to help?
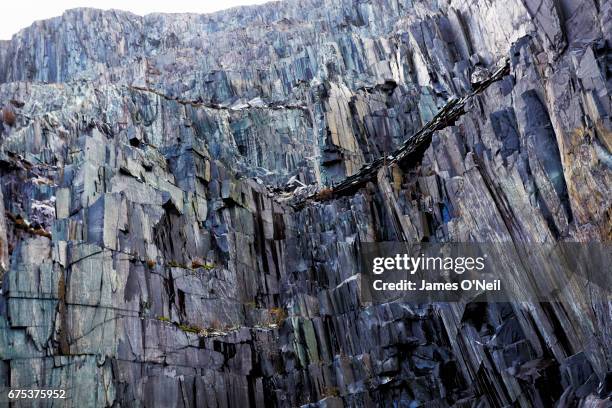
[0,0,610,406]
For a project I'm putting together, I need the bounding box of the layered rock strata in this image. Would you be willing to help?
[0,0,610,406]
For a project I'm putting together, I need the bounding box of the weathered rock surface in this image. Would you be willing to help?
[0,0,610,406]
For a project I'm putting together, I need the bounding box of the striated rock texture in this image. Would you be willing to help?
[0,0,610,406]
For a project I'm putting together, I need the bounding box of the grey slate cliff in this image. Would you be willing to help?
[0,0,610,406]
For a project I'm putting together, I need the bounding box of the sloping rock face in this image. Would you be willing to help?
[0,0,610,406]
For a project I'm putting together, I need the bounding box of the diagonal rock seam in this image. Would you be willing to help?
[286,59,511,207]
